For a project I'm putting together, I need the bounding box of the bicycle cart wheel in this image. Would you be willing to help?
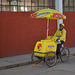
[31,52,42,64]
[45,51,57,67]
[60,47,70,62]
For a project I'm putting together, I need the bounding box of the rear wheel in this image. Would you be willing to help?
[45,51,57,67]
[60,47,70,62]
[31,52,42,64]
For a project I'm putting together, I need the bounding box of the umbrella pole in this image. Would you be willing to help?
[47,18,49,38]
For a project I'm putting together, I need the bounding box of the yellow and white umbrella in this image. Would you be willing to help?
[31,8,66,37]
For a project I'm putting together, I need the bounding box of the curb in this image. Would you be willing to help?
[69,53,75,57]
[0,61,33,70]
[0,53,75,70]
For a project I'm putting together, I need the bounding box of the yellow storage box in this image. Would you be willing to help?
[34,39,57,58]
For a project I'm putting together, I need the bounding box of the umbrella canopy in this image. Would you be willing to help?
[31,9,66,19]
[30,8,66,37]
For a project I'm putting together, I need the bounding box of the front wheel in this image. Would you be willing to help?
[60,47,70,62]
[45,51,57,67]
[31,52,42,64]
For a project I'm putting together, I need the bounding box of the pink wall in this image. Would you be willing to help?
[0,12,75,58]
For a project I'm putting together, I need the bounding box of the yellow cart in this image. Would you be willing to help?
[31,9,70,67]
[31,36,70,67]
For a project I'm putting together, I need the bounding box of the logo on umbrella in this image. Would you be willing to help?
[37,12,50,17]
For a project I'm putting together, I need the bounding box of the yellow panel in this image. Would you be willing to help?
[34,40,57,57]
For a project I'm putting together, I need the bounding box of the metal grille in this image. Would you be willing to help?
[0,0,75,12]
[63,0,75,11]
[0,0,55,12]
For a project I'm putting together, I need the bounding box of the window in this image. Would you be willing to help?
[0,0,75,12]
[63,0,75,11]
[0,0,55,12]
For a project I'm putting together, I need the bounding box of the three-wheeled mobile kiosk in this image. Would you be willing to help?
[31,9,70,67]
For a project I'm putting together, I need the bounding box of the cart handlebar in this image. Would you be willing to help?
[46,36,58,41]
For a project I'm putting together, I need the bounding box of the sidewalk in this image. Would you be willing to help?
[0,54,32,70]
[0,47,75,70]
